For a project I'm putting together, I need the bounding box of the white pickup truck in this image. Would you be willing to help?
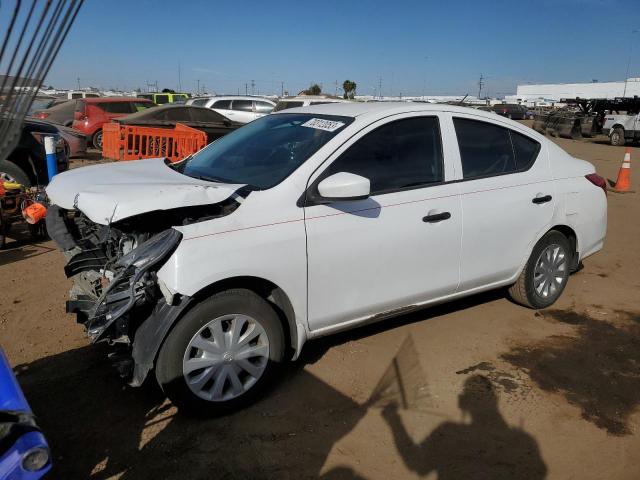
[602,113,640,146]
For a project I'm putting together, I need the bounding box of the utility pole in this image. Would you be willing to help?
[196,79,200,95]
[76,77,80,90]
[251,79,255,95]
[281,81,284,97]
[245,83,248,95]
[478,74,485,100]
[178,62,182,92]
[334,80,338,96]
[378,76,382,100]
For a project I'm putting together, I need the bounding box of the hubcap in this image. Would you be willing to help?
[183,314,269,402]
[533,244,567,299]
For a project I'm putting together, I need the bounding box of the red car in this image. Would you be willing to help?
[72,97,155,149]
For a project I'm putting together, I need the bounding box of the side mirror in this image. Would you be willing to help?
[317,172,370,201]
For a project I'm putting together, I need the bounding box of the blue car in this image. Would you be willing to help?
[0,348,51,479]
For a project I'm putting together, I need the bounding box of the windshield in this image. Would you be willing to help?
[177,113,353,189]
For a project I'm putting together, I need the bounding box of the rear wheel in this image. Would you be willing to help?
[92,129,103,150]
[156,289,285,415]
[509,230,572,309]
[610,127,625,146]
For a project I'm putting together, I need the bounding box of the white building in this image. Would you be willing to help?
[507,78,640,105]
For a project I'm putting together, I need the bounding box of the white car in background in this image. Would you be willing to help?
[201,96,276,124]
[45,103,607,414]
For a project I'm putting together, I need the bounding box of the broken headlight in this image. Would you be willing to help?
[116,228,182,270]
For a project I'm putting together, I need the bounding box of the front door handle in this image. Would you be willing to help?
[423,211,451,223]
[532,194,552,204]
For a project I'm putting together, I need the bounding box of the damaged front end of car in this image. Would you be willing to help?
[45,197,241,385]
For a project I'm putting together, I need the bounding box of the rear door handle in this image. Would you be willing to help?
[532,194,552,204]
[423,211,451,223]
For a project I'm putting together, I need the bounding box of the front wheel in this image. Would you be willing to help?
[509,231,572,309]
[156,289,285,415]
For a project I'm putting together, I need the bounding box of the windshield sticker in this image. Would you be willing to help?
[301,118,345,132]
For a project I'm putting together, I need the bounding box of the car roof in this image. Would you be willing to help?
[118,104,226,121]
[272,101,504,119]
[82,97,152,103]
[210,96,275,102]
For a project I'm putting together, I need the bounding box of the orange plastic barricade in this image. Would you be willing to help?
[102,123,207,162]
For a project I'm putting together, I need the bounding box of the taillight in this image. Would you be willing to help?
[35,112,49,119]
[585,173,607,196]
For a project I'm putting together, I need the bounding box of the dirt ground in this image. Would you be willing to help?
[1,128,639,479]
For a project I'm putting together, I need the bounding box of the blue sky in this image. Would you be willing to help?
[28,0,640,96]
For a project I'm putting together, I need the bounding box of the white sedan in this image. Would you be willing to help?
[45,102,607,414]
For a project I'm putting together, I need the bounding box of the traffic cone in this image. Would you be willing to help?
[612,148,634,193]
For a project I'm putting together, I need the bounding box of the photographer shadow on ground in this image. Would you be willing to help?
[381,374,547,480]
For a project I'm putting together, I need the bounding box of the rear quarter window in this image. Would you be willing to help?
[511,130,541,169]
[212,100,231,110]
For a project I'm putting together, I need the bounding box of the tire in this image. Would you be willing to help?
[610,127,625,146]
[509,230,572,309]
[156,288,285,415]
[0,160,31,187]
[92,129,103,150]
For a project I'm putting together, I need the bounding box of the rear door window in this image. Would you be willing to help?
[453,118,540,178]
[212,100,231,110]
[191,108,225,122]
[164,107,189,121]
[320,116,444,195]
[232,100,253,112]
[155,94,170,104]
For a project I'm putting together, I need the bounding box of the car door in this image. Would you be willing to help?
[304,114,462,332]
[450,114,554,292]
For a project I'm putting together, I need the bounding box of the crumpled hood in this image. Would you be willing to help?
[46,158,246,224]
